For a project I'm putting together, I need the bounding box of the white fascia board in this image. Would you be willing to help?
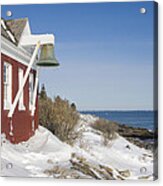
[6,30,16,43]
[1,19,7,30]
[19,34,55,46]
[1,36,36,70]
[1,19,16,44]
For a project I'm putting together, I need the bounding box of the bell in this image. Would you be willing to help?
[36,44,59,67]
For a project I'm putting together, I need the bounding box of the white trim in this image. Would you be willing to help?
[1,36,36,70]
[19,34,55,46]
[29,72,34,111]
[3,62,12,110]
[6,30,16,43]
[1,19,7,30]
[31,68,39,116]
[18,68,26,111]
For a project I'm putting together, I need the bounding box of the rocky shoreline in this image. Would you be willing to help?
[82,113,157,151]
[117,123,157,151]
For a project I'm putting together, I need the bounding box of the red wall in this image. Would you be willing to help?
[1,53,39,144]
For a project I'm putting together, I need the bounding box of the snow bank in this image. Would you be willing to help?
[1,114,154,180]
[1,126,72,177]
[73,114,154,180]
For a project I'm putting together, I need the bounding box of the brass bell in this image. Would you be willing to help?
[36,44,59,67]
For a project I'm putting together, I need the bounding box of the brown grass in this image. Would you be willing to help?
[91,118,118,142]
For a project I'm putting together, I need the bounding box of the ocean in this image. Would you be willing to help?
[80,111,157,131]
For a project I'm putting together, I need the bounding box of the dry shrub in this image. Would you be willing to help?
[52,96,79,142]
[39,97,53,127]
[38,85,79,142]
[92,118,118,142]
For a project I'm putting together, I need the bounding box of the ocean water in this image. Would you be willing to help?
[80,111,157,131]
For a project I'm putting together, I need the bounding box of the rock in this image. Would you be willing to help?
[125,137,154,151]
[115,123,157,150]
[138,175,152,180]
[44,165,90,179]
[118,170,131,177]
[99,164,113,174]
[116,175,125,180]
[126,145,131,149]
[47,159,54,164]
[70,153,115,180]
[70,159,101,179]
[117,124,155,140]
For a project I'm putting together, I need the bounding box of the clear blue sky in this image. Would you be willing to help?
[2,2,155,110]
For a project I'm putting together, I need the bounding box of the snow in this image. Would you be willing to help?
[1,126,72,177]
[1,114,154,180]
[73,115,154,180]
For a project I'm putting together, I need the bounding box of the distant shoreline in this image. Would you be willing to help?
[79,109,156,113]
[80,113,156,151]
[80,110,157,131]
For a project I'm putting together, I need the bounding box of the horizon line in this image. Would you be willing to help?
[78,109,156,112]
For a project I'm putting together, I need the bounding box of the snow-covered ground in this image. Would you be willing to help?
[1,114,154,180]
[1,126,72,177]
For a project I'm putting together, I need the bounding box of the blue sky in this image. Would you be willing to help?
[2,2,155,110]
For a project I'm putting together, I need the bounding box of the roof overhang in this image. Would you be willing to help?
[19,34,55,46]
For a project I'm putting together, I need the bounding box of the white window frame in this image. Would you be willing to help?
[18,68,26,110]
[29,73,34,111]
[3,62,12,110]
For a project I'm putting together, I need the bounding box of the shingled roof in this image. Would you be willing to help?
[1,17,28,44]
[6,18,28,42]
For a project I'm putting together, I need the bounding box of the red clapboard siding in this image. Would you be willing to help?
[1,53,39,144]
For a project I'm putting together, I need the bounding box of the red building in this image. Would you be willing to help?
[1,17,57,144]
[1,18,39,143]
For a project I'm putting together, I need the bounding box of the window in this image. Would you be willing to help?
[29,73,34,110]
[18,68,25,110]
[4,62,12,110]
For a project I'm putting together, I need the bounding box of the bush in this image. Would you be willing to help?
[51,96,79,142]
[91,118,118,142]
[38,85,79,142]
[39,97,54,127]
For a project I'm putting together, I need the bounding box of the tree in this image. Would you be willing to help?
[39,84,47,100]
[71,103,77,111]
[39,84,53,126]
